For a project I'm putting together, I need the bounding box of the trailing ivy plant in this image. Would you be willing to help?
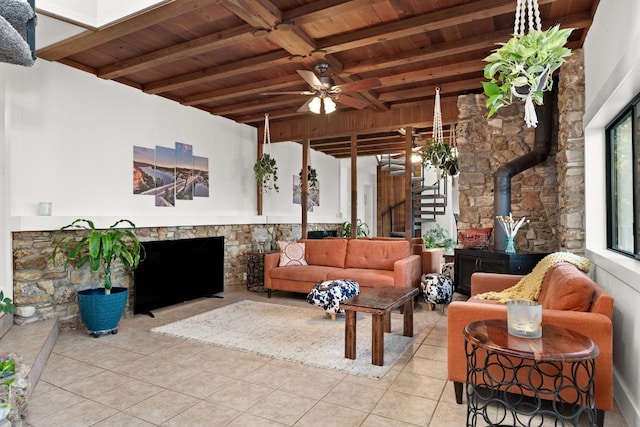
[254,153,279,192]
[482,24,574,118]
[298,165,318,189]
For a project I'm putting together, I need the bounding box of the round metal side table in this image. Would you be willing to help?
[464,319,599,427]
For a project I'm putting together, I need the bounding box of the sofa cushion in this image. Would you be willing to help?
[345,239,410,271]
[278,241,308,266]
[270,265,341,283]
[538,263,595,311]
[327,268,395,287]
[300,238,348,268]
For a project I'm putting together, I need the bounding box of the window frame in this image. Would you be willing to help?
[605,92,640,259]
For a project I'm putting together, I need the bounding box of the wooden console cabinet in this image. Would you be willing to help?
[454,249,548,296]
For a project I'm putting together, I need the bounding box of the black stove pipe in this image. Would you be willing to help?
[493,88,555,251]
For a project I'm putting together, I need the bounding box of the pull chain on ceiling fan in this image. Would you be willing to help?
[260,63,381,114]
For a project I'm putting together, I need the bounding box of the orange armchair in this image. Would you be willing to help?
[447,263,614,426]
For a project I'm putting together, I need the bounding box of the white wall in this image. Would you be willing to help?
[0,57,378,298]
[583,0,640,425]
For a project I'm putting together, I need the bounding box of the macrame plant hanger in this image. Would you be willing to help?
[432,87,445,182]
[263,113,271,158]
[512,0,544,127]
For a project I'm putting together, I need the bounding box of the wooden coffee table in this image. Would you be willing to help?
[340,286,419,366]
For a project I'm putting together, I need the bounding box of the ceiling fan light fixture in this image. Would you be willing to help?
[309,96,322,114]
[323,97,336,113]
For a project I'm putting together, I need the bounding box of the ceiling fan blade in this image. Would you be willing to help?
[333,77,381,93]
[297,98,314,113]
[332,94,370,110]
[297,70,323,89]
[260,91,315,96]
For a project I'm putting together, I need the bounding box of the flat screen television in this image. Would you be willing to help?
[134,236,224,314]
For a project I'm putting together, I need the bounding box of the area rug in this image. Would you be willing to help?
[151,300,428,378]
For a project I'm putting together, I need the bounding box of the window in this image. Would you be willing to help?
[606,94,639,258]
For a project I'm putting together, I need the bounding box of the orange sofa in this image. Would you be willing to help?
[264,238,421,296]
[447,262,614,425]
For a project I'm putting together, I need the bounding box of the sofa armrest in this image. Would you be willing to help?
[470,272,524,296]
[447,302,614,411]
[394,254,421,288]
[421,248,443,274]
[263,252,280,289]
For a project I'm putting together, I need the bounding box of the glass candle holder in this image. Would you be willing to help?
[507,299,542,338]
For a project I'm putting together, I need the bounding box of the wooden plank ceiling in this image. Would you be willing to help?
[37,0,599,158]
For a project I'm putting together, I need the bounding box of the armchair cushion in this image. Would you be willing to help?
[539,262,594,311]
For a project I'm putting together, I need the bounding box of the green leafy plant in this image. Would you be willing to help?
[0,292,15,315]
[419,138,458,179]
[0,357,15,415]
[52,219,144,294]
[423,224,455,250]
[482,25,574,118]
[338,219,370,237]
[254,154,279,192]
[298,165,318,189]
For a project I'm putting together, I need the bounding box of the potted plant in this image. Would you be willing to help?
[338,219,370,238]
[423,224,455,251]
[254,153,279,192]
[0,292,15,315]
[0,357,15,422]
[482,24,574,119]
[52,219,143,337]
[298,165,318,189]
[419,138,458,179]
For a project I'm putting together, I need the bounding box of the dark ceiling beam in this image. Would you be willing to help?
[36,0,215,61]
[261,96,459,142]
[316,0,555,55]
[144,50,301,94]
[98,24,258,80]
[378,78,484,103]
[182,75,305,106]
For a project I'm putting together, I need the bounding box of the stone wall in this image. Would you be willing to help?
[556,50,586,252]
[456,49,585,253]
[12,223,339,329]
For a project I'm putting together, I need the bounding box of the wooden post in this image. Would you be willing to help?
[257,127,263,216]
[350,132,358,238]
[301,138,309,239]
[404,127,413,239]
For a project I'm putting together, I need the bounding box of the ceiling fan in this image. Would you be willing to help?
[261,63,381,114]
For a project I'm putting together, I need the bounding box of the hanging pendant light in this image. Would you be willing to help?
[309,97,322,114]
[323,97,336,114]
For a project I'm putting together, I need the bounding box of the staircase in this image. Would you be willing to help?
[380,155,448,237]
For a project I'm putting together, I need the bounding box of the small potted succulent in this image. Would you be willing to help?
[254,153,279,192]
[482,25,574,120]
[52,219,143,337]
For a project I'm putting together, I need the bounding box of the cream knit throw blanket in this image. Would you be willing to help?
[474,252,591,303]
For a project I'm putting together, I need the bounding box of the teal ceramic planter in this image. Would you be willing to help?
[77,287,128,337]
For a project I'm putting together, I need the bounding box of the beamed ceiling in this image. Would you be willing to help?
[37,0,600,158]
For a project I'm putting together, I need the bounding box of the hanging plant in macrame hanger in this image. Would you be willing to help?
[420,87,457,183]
[482,0,574,127]
[254,113,279,192]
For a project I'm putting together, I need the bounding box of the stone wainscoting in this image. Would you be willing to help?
[12,223,339,329]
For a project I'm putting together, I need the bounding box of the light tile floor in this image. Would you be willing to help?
[27,288,629,427]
